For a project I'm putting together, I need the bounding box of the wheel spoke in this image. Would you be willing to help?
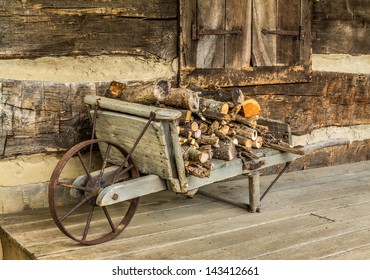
[77,151,95,185]
[112,164,134,184]
[102,206,116,232]
[57,182,87,192]
[59,195,92,222]
[88,141,94,176]
[82,205,95,241]
[96,144,112,186]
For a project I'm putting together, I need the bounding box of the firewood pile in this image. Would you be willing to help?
[104,79,297,179]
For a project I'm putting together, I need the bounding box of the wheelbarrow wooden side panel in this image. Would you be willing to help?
[92,110,184,192]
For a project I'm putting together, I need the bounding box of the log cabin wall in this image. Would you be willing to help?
[0,0,178,157]
[0,0,179,210]
[0,0,369,212]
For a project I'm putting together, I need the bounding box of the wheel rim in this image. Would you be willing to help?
[49,139,140,245]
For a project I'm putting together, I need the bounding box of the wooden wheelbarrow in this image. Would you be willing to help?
[48,96,349,245]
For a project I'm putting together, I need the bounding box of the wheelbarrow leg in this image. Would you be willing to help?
[248,161,291,212]
[248,171,261,213]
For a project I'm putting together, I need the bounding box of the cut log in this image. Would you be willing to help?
[193,111,210,123]
[231,88,245,105]
[183,146,209,163]
[227,128,237,137]
[252,136,263,149]
[192,129,202,139]
[233,135,253,148]
[266,142,305,155]
[180,137,198,148]
[198,145,213,161]
[212,141,237,161]
[189,121,199,132]
[214,129,239,146]
[256,124,269,133]
[195,87,245,106]
[198,135,219,146]
[194,120,209,133]
[202,111,232,122]
[199,98,229,114]
[183,121,199,132]
[235,114,259,127]
[198,144,213,153]
[178,109,193,123]
[208,121,220,134]
[230,104,242,117]
[179,127,192,138]
[202,161,214,170]
[218,125,230,136]
[162,88,200,112]
[186,165,211,178]
[179,137,189,145]
[105,79,171,105]
[235,127,258,141]
[240,98,261,118]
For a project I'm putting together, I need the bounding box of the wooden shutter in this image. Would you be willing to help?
[179,0,312,88]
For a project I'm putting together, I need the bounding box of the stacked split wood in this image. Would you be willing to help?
[174,89,264,178]
[104,80,291,179]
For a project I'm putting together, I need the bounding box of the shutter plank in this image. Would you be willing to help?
[180,0,197,70]
[225,0,252,68]
[252,0,277,66]
[277,0,301,66]
[196,0,225,69]
[301,0,312,65]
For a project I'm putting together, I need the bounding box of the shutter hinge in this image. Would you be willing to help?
[262,26,305,40]
[192,23,242,40]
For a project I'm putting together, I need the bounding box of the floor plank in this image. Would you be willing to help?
[0,161,369,260]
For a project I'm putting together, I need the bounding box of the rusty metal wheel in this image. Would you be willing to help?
[49,139,140,245]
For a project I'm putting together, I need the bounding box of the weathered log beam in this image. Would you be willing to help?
[0,1,178,60]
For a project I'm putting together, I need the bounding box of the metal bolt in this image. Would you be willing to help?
[112,193,119,200]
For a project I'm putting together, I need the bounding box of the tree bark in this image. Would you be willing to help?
[235,115,258,127]
[199,97,229,114]
[202,111,232,122]
[233,135,253,148]
[212,140,237,161]
[105,79,171,105]
[198,135,220,146]
[162,88,200,112]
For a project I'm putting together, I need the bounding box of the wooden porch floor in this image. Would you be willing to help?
[1,161,370,260]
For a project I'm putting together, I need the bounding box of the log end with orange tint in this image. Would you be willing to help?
[240,99,261,118]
